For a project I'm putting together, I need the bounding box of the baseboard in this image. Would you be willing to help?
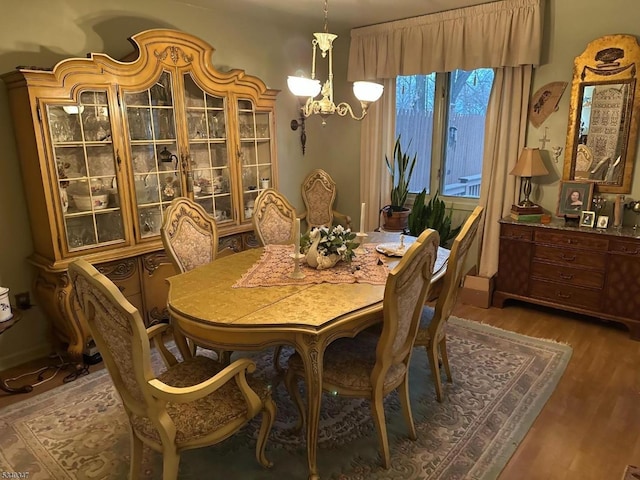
[0,342,53,371]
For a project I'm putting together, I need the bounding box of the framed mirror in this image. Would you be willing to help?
[563,34,640,194]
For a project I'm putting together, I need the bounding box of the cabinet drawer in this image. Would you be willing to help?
[501,224,533,241]
[535,230,608,251]
[533,245,606,270]
[529,279,602,311]
[609,239,640,256]
[530,261,604,289]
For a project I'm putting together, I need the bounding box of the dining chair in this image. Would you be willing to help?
[300,169,351,231]
[161,197,233,361]
[252,188,297,246]
[415,205,484,402]
[69,258,276,480]
[285,228,440,469]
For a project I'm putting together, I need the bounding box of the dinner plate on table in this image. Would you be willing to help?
[375,242,412,257]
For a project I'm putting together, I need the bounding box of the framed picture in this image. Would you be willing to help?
[557,181,594,217]
[597,215,609,229]
[580,210,595,227]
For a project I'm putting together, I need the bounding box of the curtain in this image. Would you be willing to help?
[477,65,532,278]
[348,0,543,81]
[360,78,396,231]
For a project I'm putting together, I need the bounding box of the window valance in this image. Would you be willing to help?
[348,0,544,81]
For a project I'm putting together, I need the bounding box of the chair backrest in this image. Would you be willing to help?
[69,258,156,418]
[301,169,338,230]
[252,188,297,246]
[429,205,484,339]
[161,197,218,273]
[375,229,440,374]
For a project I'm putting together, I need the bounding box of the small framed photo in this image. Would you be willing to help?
[580,210,595,228]
[597,215,609,229]
[557,181,594,217]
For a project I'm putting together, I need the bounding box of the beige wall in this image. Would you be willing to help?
[1,0,639,369]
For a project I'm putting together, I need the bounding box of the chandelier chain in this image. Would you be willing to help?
[323,0,329,33]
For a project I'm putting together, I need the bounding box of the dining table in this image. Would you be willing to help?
[166,231,449,480]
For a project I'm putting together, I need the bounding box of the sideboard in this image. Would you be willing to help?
[493,218,640,340]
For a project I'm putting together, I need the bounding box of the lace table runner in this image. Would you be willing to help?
[233,244,389,288]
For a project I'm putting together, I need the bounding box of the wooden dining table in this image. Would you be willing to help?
[166,232,449,480]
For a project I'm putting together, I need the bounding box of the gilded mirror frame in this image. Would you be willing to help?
[563,34,640,194]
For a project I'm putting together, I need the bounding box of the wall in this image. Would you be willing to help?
[1,0,639,369]
[528,0,640,221]
[0,0,348,369]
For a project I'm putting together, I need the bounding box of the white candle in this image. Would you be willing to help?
[360,202,366,233]
[294,218,301,255]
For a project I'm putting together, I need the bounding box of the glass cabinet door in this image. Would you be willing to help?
[182,73,232,223]
[123,70,181,239]
[238,99,273,222]
[48,90,125,253]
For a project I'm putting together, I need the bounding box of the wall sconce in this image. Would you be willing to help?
[291,114,307,155]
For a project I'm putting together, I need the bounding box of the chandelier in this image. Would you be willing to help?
[287,0,384,130]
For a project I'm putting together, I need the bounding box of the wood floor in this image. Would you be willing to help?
[1,300,638,479]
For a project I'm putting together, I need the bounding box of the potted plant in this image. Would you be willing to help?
[382,135,417,231]
[407,189,462,247]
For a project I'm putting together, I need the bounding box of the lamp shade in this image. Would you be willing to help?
[353,81,384,103]
[287,76,321,98]
[510,147,549,177]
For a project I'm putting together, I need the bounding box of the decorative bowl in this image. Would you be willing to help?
[73,193,109,211]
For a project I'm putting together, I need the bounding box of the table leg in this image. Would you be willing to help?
[296,334,326,480]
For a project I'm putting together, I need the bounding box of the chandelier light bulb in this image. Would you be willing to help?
[353,82,384,103]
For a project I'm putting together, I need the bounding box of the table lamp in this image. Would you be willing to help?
[510,147,548,214]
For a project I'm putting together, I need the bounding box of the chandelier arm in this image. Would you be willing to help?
[335,101,369,120]
[311,39,318,80]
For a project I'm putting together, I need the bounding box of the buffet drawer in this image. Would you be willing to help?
[609,239,640,256]
[501,223,533,241]
[535,230,608,251]
[530,261,604,289]
[529,279,602,311]
[533,245,607,270]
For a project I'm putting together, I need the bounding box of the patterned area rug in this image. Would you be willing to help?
[623,465,640,479]
[0,316,572,479]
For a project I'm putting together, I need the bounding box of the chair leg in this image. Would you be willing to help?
[371,390,391,469]
[398,376,417,441]
[217,349,231,366]
[427,344,444,402]
[273,346,284,373]
[440,337,452,383]
[129,430,143,480]
[162,448,181,480]
[284,369,306,431]
[255,396,277,468]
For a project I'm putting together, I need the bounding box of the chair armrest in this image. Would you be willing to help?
[148,357,264,416]
[146,323,178,368]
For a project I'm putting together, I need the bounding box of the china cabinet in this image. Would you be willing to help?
[493,218,640,340]
[2,29,278,362]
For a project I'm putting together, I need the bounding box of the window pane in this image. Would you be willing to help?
[442,68,494,198]
[395,74,436,195]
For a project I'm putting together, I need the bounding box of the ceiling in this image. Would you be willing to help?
[189,0,498,30]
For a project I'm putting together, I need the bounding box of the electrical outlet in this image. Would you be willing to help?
[15,292,30,310]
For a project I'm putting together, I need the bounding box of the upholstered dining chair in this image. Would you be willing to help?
[285,228,440,469]
[161,197,219,274]
[415,205,484,402]
[252,188,297,246]
[69,258,276,480]
[300,169,351,231]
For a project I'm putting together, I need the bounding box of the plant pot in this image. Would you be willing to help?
[382,207,411,232]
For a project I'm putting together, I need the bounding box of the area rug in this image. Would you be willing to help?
[623,465,640,479]
[0,316,572,479]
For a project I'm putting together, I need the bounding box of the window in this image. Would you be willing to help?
[395,69,494,199]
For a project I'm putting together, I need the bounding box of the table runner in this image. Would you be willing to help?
[233,244,389,288]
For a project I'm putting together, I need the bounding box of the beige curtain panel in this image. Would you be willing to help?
[348,0,544,80]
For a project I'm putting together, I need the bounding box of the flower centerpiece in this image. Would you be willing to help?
[300,225,358,270]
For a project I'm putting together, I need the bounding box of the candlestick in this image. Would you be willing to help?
[355,232,368,254]
[293,217,301,254]
[614,194,624,228]
[360,202,366,234]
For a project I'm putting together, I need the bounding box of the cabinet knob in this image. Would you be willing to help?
[560,253,576,262]
[556,291,571,299]
[559,272,573,280]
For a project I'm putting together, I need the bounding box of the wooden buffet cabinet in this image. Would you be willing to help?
[493,218,640,339]
[2,30,278,362]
